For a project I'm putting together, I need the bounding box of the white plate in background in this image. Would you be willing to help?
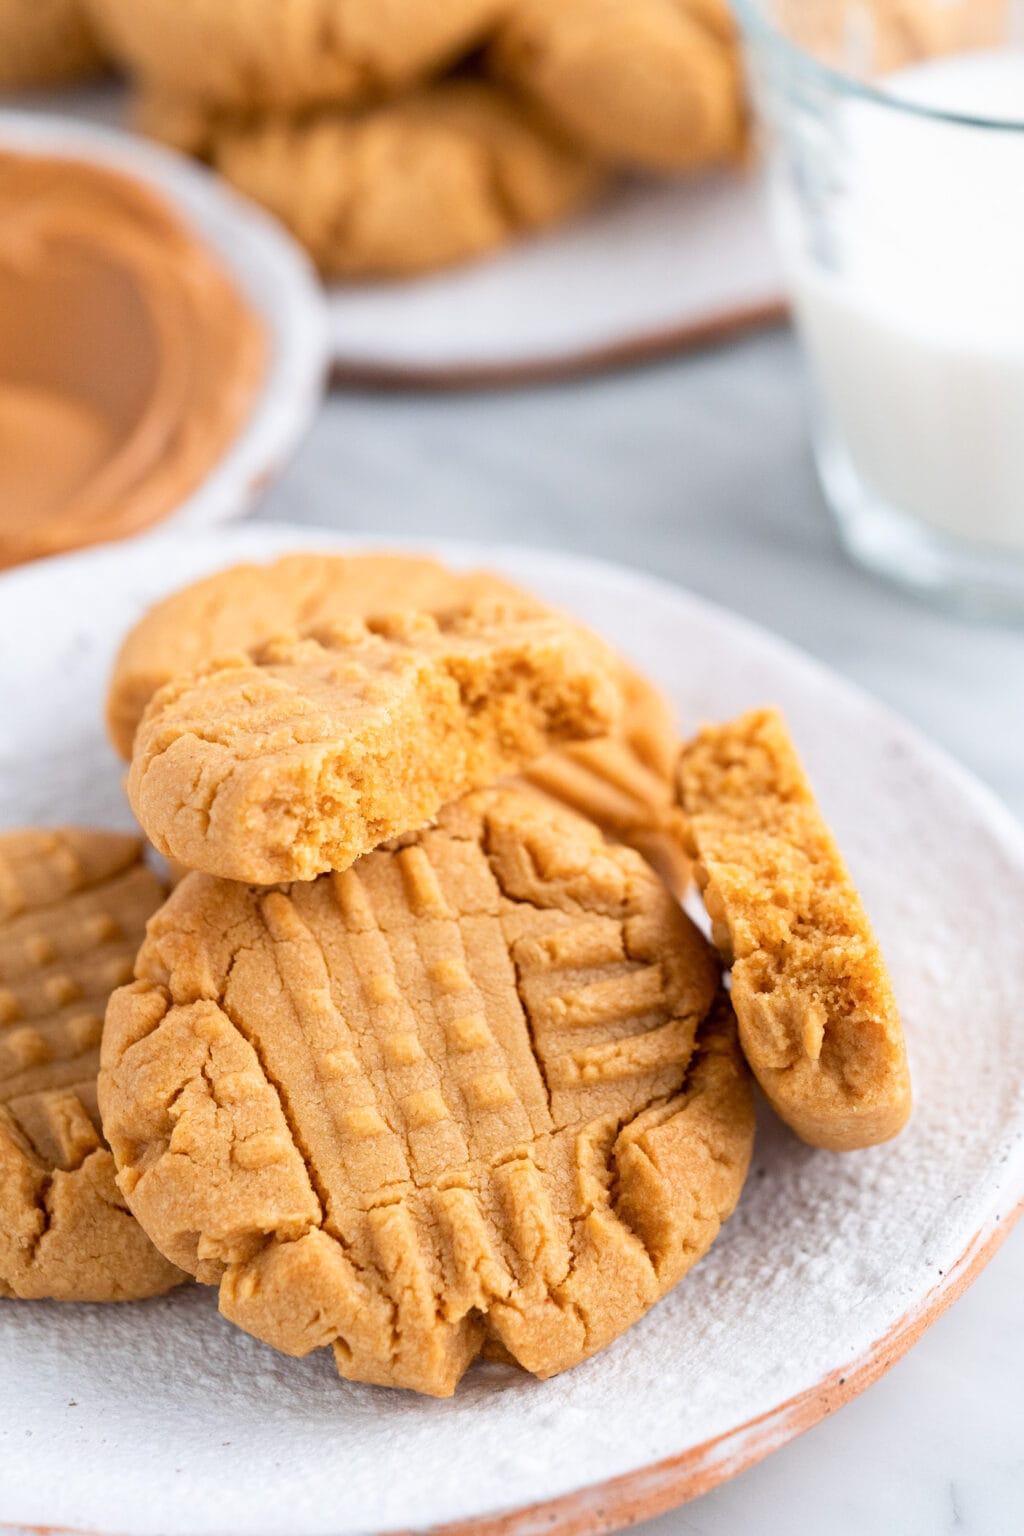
[8,82,785,385]
[0,110,328,538]
[0,525,1022,1536]
[327,172,786,385]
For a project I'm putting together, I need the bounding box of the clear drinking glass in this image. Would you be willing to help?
[732,0,1024,616]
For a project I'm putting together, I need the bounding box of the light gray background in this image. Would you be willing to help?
[258,328,1024,1536]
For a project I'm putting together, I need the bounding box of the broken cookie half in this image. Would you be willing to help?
[678,708,911,1152]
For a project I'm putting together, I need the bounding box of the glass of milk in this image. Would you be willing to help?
[733,0,1024,614]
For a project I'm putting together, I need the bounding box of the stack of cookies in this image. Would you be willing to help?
[1,551,911,1397]
[77,0,748,278]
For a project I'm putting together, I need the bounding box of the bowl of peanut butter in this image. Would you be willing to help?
[0,112,327,569]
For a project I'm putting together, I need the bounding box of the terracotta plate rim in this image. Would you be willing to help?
[328,298,789,392]
[2,1195,1020,1536]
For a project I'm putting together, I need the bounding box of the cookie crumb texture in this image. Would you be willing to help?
[101,789,752,1394]
[523,666,691,897]
[127,607,621,884]
[678,709,912,1151]
[107,551,687,887]
[106,552,536,760]
[0,828,182,1301]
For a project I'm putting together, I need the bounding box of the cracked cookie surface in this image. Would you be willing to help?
[678,708,912,1151]
[522,665,691,897]
[127,607,619,884]
[100,787,752,1394]
[0,828,183,1300]
[108,551,688,888]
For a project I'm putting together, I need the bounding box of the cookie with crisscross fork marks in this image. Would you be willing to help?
[127,604,620,884]
[106,552,689,891]
[101,787,753,1394]
[0,828,183,1300]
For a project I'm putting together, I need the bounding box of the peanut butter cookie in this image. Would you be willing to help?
[774,0,1007,76]
[136,79,606,279]
[523,667,691,897]
[128,607,619,884]
[101,787,752,1395]
[106,553,535,759]
[0,0,102,87]
[489,0,746,173]
[109,552,688,891]
[86,0,504,109]
[0,828,182,1301]
[678,709,912,1151]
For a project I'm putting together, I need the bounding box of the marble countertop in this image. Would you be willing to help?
[259,328,1024,1536]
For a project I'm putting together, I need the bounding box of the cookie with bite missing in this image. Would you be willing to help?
[101,786,752,1395]
[0,828,183,1301]
[678,708,912,1151]
[107,551,689,890]
[127,606,620,883]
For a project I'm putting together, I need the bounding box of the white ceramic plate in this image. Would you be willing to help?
[326,173,786,385]
[7,82,785,385]
[1,526,1022,1536]
[0,111,328,537]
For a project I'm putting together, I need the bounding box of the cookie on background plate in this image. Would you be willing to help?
[0,0,102,87]
[101,787,752,1396]
[85,0,505,109]
[678,708,912,1151]
[772,0,1008,75]
[136,79,607,280]
[0,829,183,1301]
[488,0,746,173]
[107,551,690,893]
[127,606,620,884]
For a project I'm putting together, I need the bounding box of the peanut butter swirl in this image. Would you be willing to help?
[0,152,266,567]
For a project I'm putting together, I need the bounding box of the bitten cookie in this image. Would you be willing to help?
[0,828,182,1301]
[678,709,912,1151]
[137,80,607,279]
[127,606,620,883]
[107,552,687,888]
[85,0,505,109]
[101,787,752,1395]
[489,0,746,172]
[106,553,535,759]
[0,0,102,88]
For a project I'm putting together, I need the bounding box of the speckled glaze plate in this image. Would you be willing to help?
[1,525,1022,1536]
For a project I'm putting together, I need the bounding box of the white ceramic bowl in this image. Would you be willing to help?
[0,110,328,540]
